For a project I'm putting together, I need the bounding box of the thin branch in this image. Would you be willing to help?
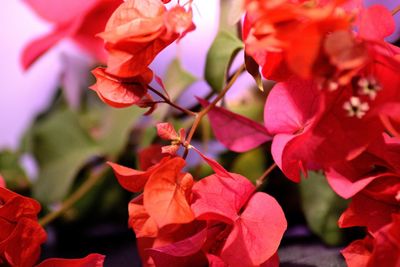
[183,64,246,158]
[392,4,400,16]
[256,163,277,189]
[147,85,197,116]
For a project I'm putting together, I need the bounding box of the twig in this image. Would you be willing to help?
[392,4,400,16]
[256,163,277,189]
[182,64,246,158]
[147,85,197,116]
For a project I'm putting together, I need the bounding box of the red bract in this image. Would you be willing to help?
[264,78,321,181]
[138,144,167,170]
[156,123,186,155]
[98,0,195,78]
[356,5,395,41]
[326,134,400,198]
[342,214,400,267]
[0,187,46,267]
[35,254,105,267]
[110,157,194,228]
[157,122,179,141]
[90,67,152,108]
[339,174,400,234]
[264,53,400,182]
[146,172,287,267]
[144,157,195,227]
[244,0,352,80]
[191,173,286,266]
[199,98,271,153]
[108,156,171,192]
[128,195,159,238]
[22,0,121,69]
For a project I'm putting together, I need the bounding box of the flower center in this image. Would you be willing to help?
[357,77,381,100]
[343,96,369,118]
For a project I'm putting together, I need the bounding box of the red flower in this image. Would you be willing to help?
[244,0,352,80]
[339,173,400,234]
[0,186,46,267]
[22,0,121,69]
[90,67,153,108]
[145,173,287,267]
[110,157,194,231]
[98,0,195,78]
[36,254,105,267]
[342,214,400,267]
[264,52,400,182]
[326,133,400,199]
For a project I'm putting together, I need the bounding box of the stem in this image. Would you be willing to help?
[256,163,277,189]
[183,64,246,158]
[38,165,107,227]
[392,5,400,16]
[148,85,196,116]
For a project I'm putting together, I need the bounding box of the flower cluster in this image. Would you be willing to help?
[0,176,105,267]
[194,0,400,264]
[109,148,286,266]
[16,0,400,266]
[90,0,195,111]
[243,0,400,265]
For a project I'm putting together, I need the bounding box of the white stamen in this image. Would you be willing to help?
[358,77,381,100]
[343,96,369,118]
[396,191,400,202]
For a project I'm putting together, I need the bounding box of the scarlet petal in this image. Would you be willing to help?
[144,157,194,228]
[339,193,399,234]
[164,6,195,37]
[147,228,208,267]
[0,187,42,221]
[286,23,321,78]
[3,218,47,267]
[326,170,381,199]
[90,67,151,108]
[157,122,179,140]
[261,253,280,267]
[138,144,166,170]
[358,5,395,41]
[24,0,98,24]
[221,193,287,266]
[199,98,271,153]
[99,0,166,43]
[105,40,170,78]
[21,26,76,70]
[341,237,373,267]
[35,253,105,267]
[191,146,233,178]
[191,173,255,224]
[107,162,149,192]
[264,79,319,135]
[128,195,158,238]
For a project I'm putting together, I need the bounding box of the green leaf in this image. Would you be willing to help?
[30,109,100,204]
[205,31,244,92]
[0,150,30,191]
[97,106,143,156]
[299,171,348,245]
[232,148,266,184]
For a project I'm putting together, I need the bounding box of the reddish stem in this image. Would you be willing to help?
[182,64,246,158]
